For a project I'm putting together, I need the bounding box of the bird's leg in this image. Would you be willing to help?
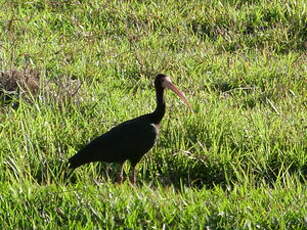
[105,164,111,182]
[129,164,137,185]
[116,162,125,183]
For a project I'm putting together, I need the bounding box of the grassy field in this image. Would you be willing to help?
[0,0,306,229]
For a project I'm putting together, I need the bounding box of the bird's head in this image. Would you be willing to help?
[155,74,191,109]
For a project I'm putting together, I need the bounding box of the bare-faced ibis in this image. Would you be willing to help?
[68,74,190,184]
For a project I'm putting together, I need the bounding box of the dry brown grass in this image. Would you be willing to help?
[0,68,83,107]
[0,68,40,96]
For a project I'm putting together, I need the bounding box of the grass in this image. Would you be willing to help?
[0,183,305,229]
[0,0,306,229]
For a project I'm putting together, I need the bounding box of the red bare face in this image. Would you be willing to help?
[160,75,191,109]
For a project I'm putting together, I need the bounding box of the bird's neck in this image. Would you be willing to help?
[152,87,165,124]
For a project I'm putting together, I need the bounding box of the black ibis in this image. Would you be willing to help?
[68,74,190,184]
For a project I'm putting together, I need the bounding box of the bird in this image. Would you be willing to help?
[68,74,190,184]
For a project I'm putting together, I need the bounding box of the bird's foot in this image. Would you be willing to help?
[115,175,125,184]
[129,176,136,185]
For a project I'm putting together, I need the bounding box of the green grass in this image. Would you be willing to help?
[0,183,305,229]
[0,0,306,229]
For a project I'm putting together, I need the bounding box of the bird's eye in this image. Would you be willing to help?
[162,77,172,88]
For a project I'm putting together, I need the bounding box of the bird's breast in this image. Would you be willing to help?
[151,123,160,134]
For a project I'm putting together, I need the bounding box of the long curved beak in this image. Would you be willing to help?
[165,81,192,110]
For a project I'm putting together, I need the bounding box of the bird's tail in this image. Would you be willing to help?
[68,154,80,169]
[68,149,92,169]
[63,152,83,181]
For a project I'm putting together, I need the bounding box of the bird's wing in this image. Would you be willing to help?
[75,116,157,164]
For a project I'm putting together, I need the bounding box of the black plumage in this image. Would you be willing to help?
[68,74,190,183]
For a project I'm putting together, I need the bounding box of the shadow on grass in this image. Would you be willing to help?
[141,155,231,190]
[29,152,305,190]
